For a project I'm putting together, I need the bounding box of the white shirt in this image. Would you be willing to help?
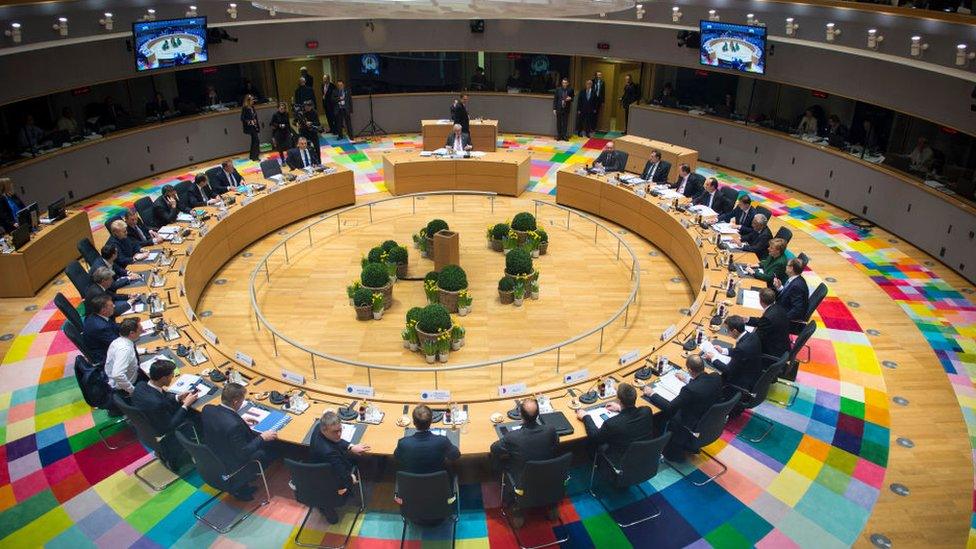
[677,175,688,194]
[454,134,463,151]
[224,169,238,186]
[105,336,139,393]
[646,162,658,180]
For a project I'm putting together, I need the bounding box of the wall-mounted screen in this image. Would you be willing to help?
[699,21,767,75]
[133,17,209,72]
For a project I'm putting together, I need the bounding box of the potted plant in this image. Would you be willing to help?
[405,307,423,351]
[361,262,393,309]
[346,281,361,306]
[371,292,384,320]
[421,339,438,363]
[353,287,373,321]
[503,229,518,254]
[384,259,398,282]
[425,219,449,251]
[415,303,453,349]
[525,231,541,258]
[537,229,549,255]
[367,245,385,265]
[513,280,526,306]
[437,265,468,313]
[437,331,452,363]
[424,279,440,304]
[381,240,399,253]
[504,247,536,282]
[457,289,472,316]
[401,328,412,349]
[418,236,429,258]
[498,276,515,304]
[530,276,540,300]
[511,212,537,244]
[490,223,509,252]
[451,324,465,350]
[387,245,409,279]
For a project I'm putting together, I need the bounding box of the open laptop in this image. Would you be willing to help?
[11,223,30,250]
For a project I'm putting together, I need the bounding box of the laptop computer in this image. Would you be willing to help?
[11,223,30,250]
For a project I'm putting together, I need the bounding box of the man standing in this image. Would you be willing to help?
[552,78,574,141]
[321,75,337,134]
[592,71,606,131]
[451,94,470,134]
[298,102,322,165]
[308,411,371,523]
[576,80,597,138]
[333,80,354,141]
[620,74,641,129]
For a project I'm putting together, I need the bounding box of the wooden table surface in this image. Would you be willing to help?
[0,210,93,298]
[422,119,498,152]
[382,149,530,197]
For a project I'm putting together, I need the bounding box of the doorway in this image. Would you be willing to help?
[579,58,642,133]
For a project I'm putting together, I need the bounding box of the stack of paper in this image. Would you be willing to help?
[688,204,718,217]
[701,340,732,365]
[741,289,762,310]
[712,223,739,235]
[340,423,357,442]
[585,407,617,429]
[652,369,687,402]
[167,374,201,394]
[158,225,179,235]
[176,213,193,223]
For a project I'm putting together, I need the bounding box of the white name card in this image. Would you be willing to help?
[661,324,677,341]
[563,369,589,384]
[199,225,209,237]
[242,196,253,206]
[179,283,185,297]
[420,389,451,402]
[235,351,254,366]
[498,382,527,397]
[183,305,196,321]
[346,384,375,398]
[201,327,218,345]
[216,210,228,221]
[179,263,186,276]
[281,369,305,384]
[618,350,639,365]
[185,245,194,255]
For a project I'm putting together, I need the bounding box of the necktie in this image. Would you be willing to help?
[708,193,714,208]
[135,225,146,241]
[303,149,310,168]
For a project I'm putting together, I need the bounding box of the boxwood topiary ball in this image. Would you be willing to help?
[426,219,449,236]
[498,276,515,291]
[367,246,385,264]
[387,245,409,265]
[406,306,423,323]
[437,265,468,291]
[417,303,452,333]
[505,248,533,276]
[511,212,537,231]
[381,240,399,252]
[491,223,510,240]
[425,271,440,283]
[361,262,390,288]
[353,286,373,307]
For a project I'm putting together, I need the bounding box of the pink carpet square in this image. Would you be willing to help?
[852,458,885,488]
[48,331,80,355]
[12,468,49,501]
[756,528,802,549]
[6,401,36,423]
[63,414,96,437]
[25,332,55,359]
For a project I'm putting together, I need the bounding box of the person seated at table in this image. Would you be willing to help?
[211,160,246,192]
[718,194,756,230]
[739,214,773,260]
[746,288,791,359]
[88,244,128,286]
[131,359,200,470]
[124,208,161,246]
[775,258,810,322]
[82,295,119,364]
[445,123,473,153]
[0,177,26,232]
[825,114,847,145]
[692,177,732,214]
[286,137,318,171]
[796,109,819,137]
[107,220,148,267]
[180,174,221,211]
[593,142,626,172]
[145,92,170,119]
[640,150,670,183]
[16,114,47,152]
[643,355,722,461]
[672,164,703,198]
[201,382,279,501]
[746,238,788,288]
[394,405,460,476]
[104,317,146,398]
[655,83,678,108]
[575,382,654,463]
[490,398,559,526]
[56,107,79,137]
[153,185,180,227]
[308,410,371,524]
[85,266,135,317]
[704,315,763,397]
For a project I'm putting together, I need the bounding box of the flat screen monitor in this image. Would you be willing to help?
[11,223,30,250]
[16,203,38,230]
[47,197,66,221]
[699,21,767,75]
[133,17,209,72]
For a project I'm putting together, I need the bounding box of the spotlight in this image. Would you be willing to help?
[956,44,975,66]
[746,13,759,26]
[186,5,198,17]
[708,9,719,21]
[635,3,645,19]
[910,35,928,57]
[867,29,883,49]
[143,9,156,21]
[100,12,114,31]
[227,3,238,19]
[268,5,276,16]
[785,17,798,36]
[671,6,682,22]
[825,22,840,42]
[52,17,68,37]
[5,22,22,43]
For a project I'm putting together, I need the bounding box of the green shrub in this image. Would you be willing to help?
[424,271,440,283]
[406,307,423,324]
[491,223,509,240]
[417,303,452,334]
[353,287,373,307]
[361,262,390,287]
[367,246,385,264]
[537,228,548,242]
[381,240,399,252]
[437,265,468,291]
[387,245,408,265]
[498,276,515,291]
[505,248,534,276]
[426,219,449,236]
[511,212,537,231]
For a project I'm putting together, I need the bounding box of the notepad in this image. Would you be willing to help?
[240,403,292,433]
[653,369,687,402]
[176,213,193,223]
[741,289,762,310]
[341,423,357,442]
[166,373,201,394]
[143,252,160,262]
[584,407,617,429]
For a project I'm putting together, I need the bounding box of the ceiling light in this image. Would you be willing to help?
[825,22,840,42]
[5,22,21,43]
[100,12,114,31]
[53,17,68,37]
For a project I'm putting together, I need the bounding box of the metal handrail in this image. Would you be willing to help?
[247,190,641,380]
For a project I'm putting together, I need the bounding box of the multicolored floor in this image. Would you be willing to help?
[0,132,971,547]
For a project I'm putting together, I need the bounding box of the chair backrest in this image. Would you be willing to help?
[774,226,793,244]
[613,432,672,488]
[260,159,282,179]
[284,459,345,510]
[103,214,124,233]
[114,394,163,450]
[63,319,95,361]
[720,186,739,205]
[790,321,817,362]
[396,470,454,525]
[797,252,810,270]
[515,452,573,509]
[690,393,741,450]
[174,180,195,203]
[176,431,235,491]
[743,353,788,409]
[77,238,100,270]
[755,205,772,221]
[805,282,828,321]
[64,261,92,296]
[55,292,84,332]
[72,354,111,409]
[133,197,156,228]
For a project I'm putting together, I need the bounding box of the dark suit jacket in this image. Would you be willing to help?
[393,430,460,475]
[209,169,243,192]
[450,102,470,133]
[179,184,215,211]
[747,303,791,359]
[641,159,671,183]
[693,189,732,215]
[309,429,355,490]
[741,226,773,260]
[595,150,627,172]
[286,147,317,170]
[673,173,704,198]
[718,333,764,390]
[89,258,128,290]
[489,422,559,484]
[719,205,756,227]
[592,79,606,106]
[201,403,266,471]
[553,87,574,112]
[126,220,154,247]
[82,314,118,364]
[131,381,189,435]
[577,88,598,115]
[582,406,655,462]
[106,234,142,267]
[333,89,353,113]
[444,132,473,150]
[322,83,336,112]
[153,196,179,227]
[0,193,25,232]
[649,372,723,455]
[778,276,810,322]
[84,283,127,317]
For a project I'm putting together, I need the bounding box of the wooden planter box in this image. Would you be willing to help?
[396,263,408,279]
[354,305,372,320]
[438,288,462,313]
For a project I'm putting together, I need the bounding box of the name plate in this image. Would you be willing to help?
[420,389,450,402]
[179,283,185,297]
[201,327,219,345]
[563,369,588,384]
[186,245,194,255]
[618,350,639,365]
[346,384,375,398]
[661,324,677,341]
[183,305,196,321]
[179,263,186,276]
[235,351,254,366]
[216,210,228,221]
[281,369,305,384]
[199,225,209,237]
[242,196,253,206]
[498,382,527,397]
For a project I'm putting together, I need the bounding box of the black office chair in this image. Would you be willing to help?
[726,353,788,443]
[285,459,366,549]
[588,433,671,528]
[500,452,573,549]
[175,431,271,534]
[76,238,100,270]
[720,186,739,207]
[797,252,810,270]
[790,281,827,335]
[174,180,195,209]
[103,214,124,233]
[260,159,283,179]
[63,320,96,365]
[664,393,740,487]
[65,260,93,296]
[395,470,459,549]
[774,226,793,244]
[72,354,131,449]
[133,196,157,230]
[767,320,817,407]
[754,205,772,221]
[113,395,188,491]
[54,292,84,333]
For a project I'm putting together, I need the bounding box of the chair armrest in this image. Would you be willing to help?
[222,458,264,482]
[596,450,623,475]
[726,383,756,400]
[503,471,524,496]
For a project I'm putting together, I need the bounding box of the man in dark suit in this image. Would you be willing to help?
[552,78,574,141]
[106,220,146,267]
[490,398,559,525]
[450,94,470,134]
[719,194,756,229]
[693,177,732,214]
[85,266,134,317]
[286,137,318,171]
[576,80,598,137]
[332,80,354,141]
[130,359,199,469]
[640,150,671,183]
[707,315,763,391]
[0,179,26,232]
[747,288,791,359]
[619,74,641,129]
[321,75,337,134]
[592,71,606,127]
[180,174,220,212]
[775,258,810,322]
[90,244,133,292]
[672,164,704,198]
[308,410,371,523]
[123,209,159,246]
[82,295,119,364]
[153,185,180,228]
[576,382,654,463]
[297,102,323,164]
[644,355,723,461]
[201,383,279,501]
[740,214,773,260]
[594,142,626,172]
[444,124,473,152]
[209,160,245,193]
[394,405,460,475]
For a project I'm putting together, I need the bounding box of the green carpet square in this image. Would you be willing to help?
[839,398,864,418]
[0,489,59,539]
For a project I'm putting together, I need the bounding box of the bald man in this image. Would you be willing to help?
[490,398,559,524]
[444,124,473,152]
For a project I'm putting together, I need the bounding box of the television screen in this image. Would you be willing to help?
[133,17,208,72]
[699,21,767,75]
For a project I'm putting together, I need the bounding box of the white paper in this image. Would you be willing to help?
[741,289,762,310]
[419,151,433,157]
[656,188,683,199]
[585,407,617,429]
[139,355,167,375]
[144,252,160,262]
[688,205,718,217]
[653,369,687,402]
[469,151,486,158]
[712,223,739,235]
[158,225,179,235]
[341,423,357,442]
[176,213,193,223]
[167,374,201,394]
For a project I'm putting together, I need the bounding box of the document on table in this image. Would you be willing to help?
[653,370,687,402]
[701,340,732,365]
[158,225,179,235]
[166,374,201,394]
[584,407,618,429]
[176,213,193,223]
[741,289,762,310]
[689,204,718,217]
[419,151,433,157]
[143,251,160,262]
[341,423,357,442]
[139,354,168,375]
[656,188,683,199]
[139,319,156,336]
[712,223,740,235]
